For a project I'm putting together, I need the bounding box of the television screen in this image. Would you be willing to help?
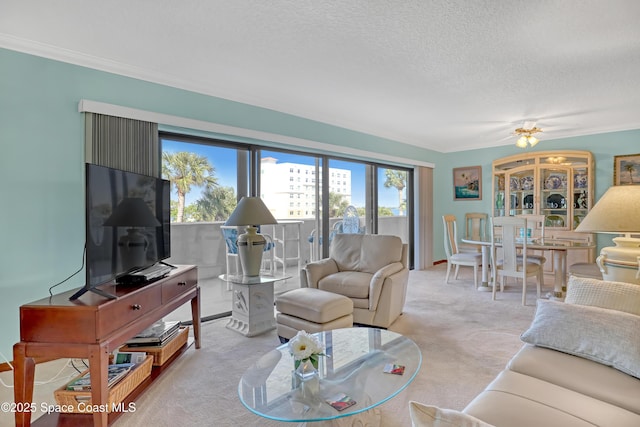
[83,163,171,294]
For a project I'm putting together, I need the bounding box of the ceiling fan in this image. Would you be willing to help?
[513,121,543,148]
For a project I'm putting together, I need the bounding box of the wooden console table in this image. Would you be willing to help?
[13,264,200,427]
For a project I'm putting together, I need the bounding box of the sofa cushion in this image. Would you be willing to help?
[330,234,403,274]
[565,276,640,316]
[520,299,640,379]
[318,271,372,299]
[409,402,494,427]
[507,344,640,415]
[463,370,640,427]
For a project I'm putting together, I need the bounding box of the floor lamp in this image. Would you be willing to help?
[575,185,640,284]
[225,197,278,276]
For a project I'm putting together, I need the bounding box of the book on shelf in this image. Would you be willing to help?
[125,327,181,347]
[125,320,181,346]
[66,363,135,391]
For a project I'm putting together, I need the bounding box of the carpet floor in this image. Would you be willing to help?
[112,264,540,427]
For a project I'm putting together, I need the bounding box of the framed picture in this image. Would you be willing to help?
[614,154,640,185]
[453,166,482,200]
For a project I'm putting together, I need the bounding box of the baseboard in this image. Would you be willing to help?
[433,259,447,265]
[0,361,11,372]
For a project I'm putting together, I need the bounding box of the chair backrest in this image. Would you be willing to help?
[220,225,273,253]
[516,214,545,239]
[220,226,239,254]
[442,215,460,258]
[341,205,360,234]
[465,212,488,241]
[491,216,528,277]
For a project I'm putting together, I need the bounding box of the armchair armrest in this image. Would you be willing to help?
[369,262,405,310]
[302,258,339,288]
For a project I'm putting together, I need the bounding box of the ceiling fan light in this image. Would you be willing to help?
[528,136,539,147]
[516,136,528,148]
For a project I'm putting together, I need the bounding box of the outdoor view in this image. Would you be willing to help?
[161,140,409,223]
[160,136,411,320]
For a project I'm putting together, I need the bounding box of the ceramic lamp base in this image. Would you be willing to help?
[237,226,266,276]
[596,237,640,284]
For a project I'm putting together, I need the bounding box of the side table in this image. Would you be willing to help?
[221,274,291,337]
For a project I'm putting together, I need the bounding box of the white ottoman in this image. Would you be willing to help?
[275,288,354,342]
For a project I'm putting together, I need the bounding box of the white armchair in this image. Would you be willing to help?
[301,234,409,328]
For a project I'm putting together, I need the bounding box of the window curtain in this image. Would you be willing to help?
[85,113,159,177]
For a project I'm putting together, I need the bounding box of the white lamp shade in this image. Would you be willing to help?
[575,186,640,233]
[225,197,277,227]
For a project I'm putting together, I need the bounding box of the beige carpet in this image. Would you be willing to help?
[111,264,539,427]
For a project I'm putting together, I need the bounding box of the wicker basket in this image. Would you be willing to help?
[54,355,153,413]
[119,326,189,366]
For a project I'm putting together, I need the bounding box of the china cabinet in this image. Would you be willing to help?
[492,151,595,269]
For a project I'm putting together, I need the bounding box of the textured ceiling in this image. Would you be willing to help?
[2,1,640,153]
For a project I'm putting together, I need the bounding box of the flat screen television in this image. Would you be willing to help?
[70,163,171,300]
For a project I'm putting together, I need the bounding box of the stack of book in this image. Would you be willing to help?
[125,320,181,347]
[66,363,135,391]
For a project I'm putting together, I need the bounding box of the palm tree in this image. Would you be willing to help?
[624,163,636,184]
[328,192,350,218]
[195,186,236,221]
[162,151,218,222]
[383,170,407,215]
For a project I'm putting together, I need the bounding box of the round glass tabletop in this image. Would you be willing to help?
[238,327,422,422]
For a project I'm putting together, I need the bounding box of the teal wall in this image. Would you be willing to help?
[432,130,640,262]
[0,48,439,358]
[2,47,639,359]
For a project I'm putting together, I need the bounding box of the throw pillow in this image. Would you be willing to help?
[408,402,495,427]
[565,276,640,316]
[521,299,640,379]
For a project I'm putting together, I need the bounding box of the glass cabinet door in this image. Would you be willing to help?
[572,166,589,228]
[507,168,535,216]
[494,173,506,217]
[540,167,569,229]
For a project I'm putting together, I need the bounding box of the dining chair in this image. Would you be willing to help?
[458,212,488,253]
[443,215,482,288]
[490,216,544,305]
[515,214,547,266]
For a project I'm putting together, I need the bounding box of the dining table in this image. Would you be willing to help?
[460,237,595,298]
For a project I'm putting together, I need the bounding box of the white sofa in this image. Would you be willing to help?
[300,234,409,328]
[410,276,640,427]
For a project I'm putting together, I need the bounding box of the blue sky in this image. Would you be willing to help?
[162,139,403,208]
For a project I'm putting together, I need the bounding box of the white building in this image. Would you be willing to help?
[260,157,352,219]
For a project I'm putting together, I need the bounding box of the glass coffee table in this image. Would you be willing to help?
[238,328,422,425]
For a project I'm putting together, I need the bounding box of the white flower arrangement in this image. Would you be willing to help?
[288,330,325,369]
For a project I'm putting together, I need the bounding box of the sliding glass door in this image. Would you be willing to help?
[159,132,415,321]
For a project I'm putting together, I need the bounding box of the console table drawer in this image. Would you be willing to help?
[96,285,162,338]
[161,267,197,302]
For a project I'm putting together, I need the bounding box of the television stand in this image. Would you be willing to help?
[13,264,200,427]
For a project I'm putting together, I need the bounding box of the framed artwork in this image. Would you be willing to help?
[614,154,640,185]
[453,166,482,200]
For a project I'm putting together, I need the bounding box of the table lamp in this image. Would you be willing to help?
[224,197,278,276]
[104,197,161,271]
[575,185,640,284]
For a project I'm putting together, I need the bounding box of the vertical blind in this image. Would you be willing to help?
[85,113,159,177]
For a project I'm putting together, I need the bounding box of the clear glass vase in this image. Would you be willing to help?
[294,358,320,400]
